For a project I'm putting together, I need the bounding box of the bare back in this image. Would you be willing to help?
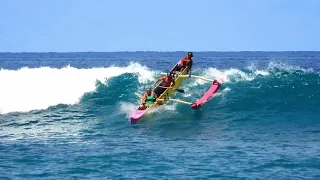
[161,76,173,87]
[181,56,192,68]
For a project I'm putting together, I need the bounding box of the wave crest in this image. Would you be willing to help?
[0,63,154,114]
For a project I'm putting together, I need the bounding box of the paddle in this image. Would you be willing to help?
[158,86,185,93]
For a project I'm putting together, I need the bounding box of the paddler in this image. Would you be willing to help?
[175,51,193,76]
[138,87,158,110]
[153,72,175,97]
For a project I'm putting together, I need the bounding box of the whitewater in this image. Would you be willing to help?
[0,61,318,115]
[0,52,319,179]
[0,63,155,114]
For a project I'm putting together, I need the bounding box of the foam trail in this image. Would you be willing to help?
[267,61,314,73]
[0,63,154,114]
[119,102,138,120]
[188,68,252,86]
[119,100,178,121]
[190,61,315,86]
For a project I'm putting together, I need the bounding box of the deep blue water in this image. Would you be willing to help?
[0,52,320,179]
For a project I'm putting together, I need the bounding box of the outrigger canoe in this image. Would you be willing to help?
[130,60,221,124]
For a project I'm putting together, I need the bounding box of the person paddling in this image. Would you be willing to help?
[153,73,175,97]
[138,87,158,110]
[175,52,193,76]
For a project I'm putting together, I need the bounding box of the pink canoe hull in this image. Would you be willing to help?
[191,81,221,109]
[130,110,147,123]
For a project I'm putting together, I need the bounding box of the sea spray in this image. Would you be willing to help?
[0,63,155,114]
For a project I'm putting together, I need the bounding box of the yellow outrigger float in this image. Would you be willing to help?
[130,60,221,124]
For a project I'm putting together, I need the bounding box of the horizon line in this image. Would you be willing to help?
[0,50,320,53]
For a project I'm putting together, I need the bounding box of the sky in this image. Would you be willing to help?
[0,0,319,52]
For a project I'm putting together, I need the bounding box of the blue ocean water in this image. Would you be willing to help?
[0,52,320,179]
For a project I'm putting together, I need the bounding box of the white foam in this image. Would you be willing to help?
[191,61,312,86]
[118,102,138,120]
[267,61,314,73]
[189,67,254,86]
[182,93,192,97]
[247,63,270,76]
[119,97,180,121]
[0,63,155,114]
[222,87,231,92]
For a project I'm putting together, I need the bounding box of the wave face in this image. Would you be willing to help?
[0,52,320,179]
[0,61,319,116]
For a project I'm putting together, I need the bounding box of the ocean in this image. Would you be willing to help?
[0,52,319,179]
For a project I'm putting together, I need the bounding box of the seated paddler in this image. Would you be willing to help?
[138,87,158,110]
[174,52,193,73]
[153,72,175,97]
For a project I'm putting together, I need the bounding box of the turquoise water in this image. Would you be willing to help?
[0,52,319,179]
